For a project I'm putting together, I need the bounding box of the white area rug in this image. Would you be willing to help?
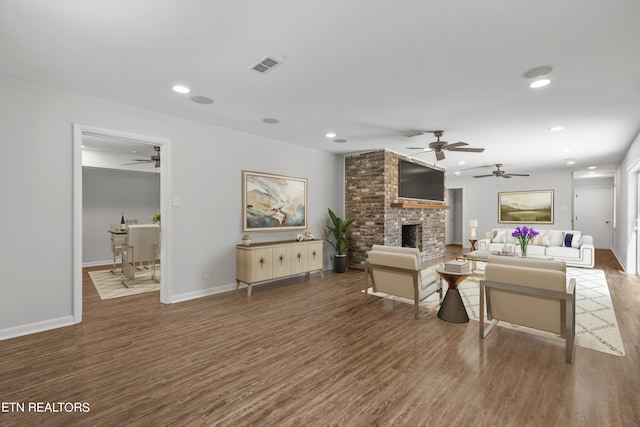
[367,267,625,357]
[89,268,160,300]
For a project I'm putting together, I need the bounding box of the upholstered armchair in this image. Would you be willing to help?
[121,224,160,288]
[365,245,442,319]
[480,255,576,363]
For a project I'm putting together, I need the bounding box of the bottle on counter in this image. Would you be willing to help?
[120,212,126,230]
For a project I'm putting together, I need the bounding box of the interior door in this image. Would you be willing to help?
[574,186,612,249]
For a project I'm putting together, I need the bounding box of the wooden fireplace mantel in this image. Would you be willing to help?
[390,201,451,209]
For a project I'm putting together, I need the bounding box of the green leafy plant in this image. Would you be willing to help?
[152,211,161,224]
[326,208,355,255]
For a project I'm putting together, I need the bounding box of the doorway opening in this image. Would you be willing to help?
[446,188,463,245]
[73,124,172,324]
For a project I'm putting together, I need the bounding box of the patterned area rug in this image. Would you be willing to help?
[367,267,625,357]
[89,268,160,300]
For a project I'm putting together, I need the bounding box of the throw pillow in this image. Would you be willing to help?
[492,230,505,243]
[572,233,582,248]
[564,233,574,247]
[536,231,549,246]
[548,231,564,247]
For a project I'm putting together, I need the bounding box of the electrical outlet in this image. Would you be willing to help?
[202,269,209,279]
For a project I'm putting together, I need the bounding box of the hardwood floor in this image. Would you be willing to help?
[1,247,639,426]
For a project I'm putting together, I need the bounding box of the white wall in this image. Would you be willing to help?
[83,167,160,264]
[446,168,574,246]
[0,74,343,337]
[613,129,640,272]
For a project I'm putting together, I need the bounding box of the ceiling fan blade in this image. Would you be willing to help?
[435,150,445,161]
[404,130,426,138]
[506,173,530,176]
[447,147,485,153]
[121,160,153,166]
[406,146,428,150]
[472,174,495,178]
[446,142,468,148]
[501,175,513,178]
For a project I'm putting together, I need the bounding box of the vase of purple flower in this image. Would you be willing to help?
[512,226,539,257]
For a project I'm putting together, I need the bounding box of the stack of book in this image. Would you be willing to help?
[444,260,471,273]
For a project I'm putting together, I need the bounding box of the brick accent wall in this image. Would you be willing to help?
[345,150,446,268]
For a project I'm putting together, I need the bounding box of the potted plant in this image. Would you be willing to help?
[326,208,355,273]
[152,211,161,224]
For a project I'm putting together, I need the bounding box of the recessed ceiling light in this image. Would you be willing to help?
[454,171,461,176]
[588,166,597,170]
[172,85,190,94]
[458,161,466,165]
[529,78,552,88]
[132,150,139,154]
[262,118,280,124]
[191,96,213,105]
[334,139,347,143]
[549,126,564,132]
[325,132,337,138]
[565,158,576,165]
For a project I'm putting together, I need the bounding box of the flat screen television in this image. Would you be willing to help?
[398,159,445,201]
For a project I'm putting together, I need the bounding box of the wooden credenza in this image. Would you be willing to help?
[236,239,324,296]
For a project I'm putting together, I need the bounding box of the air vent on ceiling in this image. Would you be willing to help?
[249,56,282,74]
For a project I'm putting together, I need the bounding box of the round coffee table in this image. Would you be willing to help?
[435,266,470,323]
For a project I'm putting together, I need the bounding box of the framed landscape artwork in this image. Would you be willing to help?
[242,170,307,231]
[498,190,554,224]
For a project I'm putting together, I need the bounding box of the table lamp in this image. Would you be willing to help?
[469,219,478,239]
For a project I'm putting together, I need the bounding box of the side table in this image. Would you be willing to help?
[435,266,471,323]
[469,238,478,251]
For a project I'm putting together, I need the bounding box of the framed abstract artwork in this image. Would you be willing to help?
[498,190,554,224]
[242,170,307,231]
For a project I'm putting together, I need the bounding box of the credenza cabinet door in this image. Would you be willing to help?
[238,247,273,283]
[272,246,291,278]
[308,241,323,271]
[289,244,309,275]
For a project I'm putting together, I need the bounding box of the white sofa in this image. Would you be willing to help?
[477,228,594,268]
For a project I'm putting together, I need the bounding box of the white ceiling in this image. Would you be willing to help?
[2,0,639,179]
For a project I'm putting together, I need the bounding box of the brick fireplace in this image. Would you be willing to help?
[345,149,447,268]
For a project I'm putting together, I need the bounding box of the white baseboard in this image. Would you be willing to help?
[611,247,627,272]
[0,315,75,341]
[169,283,237,303]
[169,269,330,304]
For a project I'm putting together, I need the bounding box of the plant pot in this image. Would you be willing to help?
[334,254,348,273]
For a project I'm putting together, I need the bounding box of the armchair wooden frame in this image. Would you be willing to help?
[480,278,576,363]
